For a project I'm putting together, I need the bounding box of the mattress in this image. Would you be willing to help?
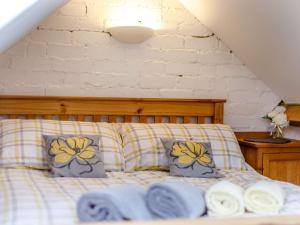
[1,168,300,225]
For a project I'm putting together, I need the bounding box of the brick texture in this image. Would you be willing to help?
[0,0,280,131]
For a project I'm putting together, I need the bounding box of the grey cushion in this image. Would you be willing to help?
[161,138,222,178]
[44,135,107,178]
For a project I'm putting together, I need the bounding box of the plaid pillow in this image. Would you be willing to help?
[0,119,124,171]
[120,123,246,172]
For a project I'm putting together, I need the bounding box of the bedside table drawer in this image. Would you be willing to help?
[239,139,300,185]
[263,153,300,185]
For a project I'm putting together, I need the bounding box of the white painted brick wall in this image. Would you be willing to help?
[0,0,280,131]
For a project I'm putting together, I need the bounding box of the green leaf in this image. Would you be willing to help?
[262,115,272,121]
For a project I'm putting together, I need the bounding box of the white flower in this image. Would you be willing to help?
[268,110,278,118]
[272,113,289,128]
[273,106,286,114]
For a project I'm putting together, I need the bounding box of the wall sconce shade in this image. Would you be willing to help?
[107,26,154,44]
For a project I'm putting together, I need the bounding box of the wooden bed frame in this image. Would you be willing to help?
[0,95,225,124]
[1,95,300,225]
[95,216,300,225]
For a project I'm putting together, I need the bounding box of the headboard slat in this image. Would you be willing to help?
[139,116,147,123]
[183,116,191,124]
[170,116,177,123]
[27,115,36,119]
[124,116,132,123]
[197,116,205,124]
[59,115,69,121]
[44,115,53,120]
[93,115,101,122]
[9,115,18,119]
[77,115,85,121]
[108,116,117,123]
[154,116,162,123]
[0,96,226,124]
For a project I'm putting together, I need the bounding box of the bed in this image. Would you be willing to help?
[0,95,300,225]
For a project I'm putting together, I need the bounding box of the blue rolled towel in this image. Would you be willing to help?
[146,182,206,219]
[77,185,152,222]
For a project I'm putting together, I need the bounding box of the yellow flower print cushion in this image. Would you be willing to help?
[43,135,107,178]
[161,139,223,178]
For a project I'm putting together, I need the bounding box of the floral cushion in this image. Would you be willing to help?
[161,139,222,178]
[44,135,107,178]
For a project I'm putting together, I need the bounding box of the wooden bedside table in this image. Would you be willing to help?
[239,139,300,185]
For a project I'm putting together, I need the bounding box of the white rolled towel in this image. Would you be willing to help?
[244,181,285,214]
[205,181,245,217]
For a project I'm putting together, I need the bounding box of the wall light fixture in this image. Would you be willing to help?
[105,5,160,44]
[107,25,154,44]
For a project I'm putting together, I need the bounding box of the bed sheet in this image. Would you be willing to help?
[1,168,300,225]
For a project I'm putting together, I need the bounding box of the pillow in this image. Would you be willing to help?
[43,135,107,178]
[119,123,246,172]
[0,119,124,171]
[161,139,222,178]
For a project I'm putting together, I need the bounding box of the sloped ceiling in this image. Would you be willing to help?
[180,0,300,103]
[0,0,69,53]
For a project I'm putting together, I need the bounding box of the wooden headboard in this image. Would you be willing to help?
[0,96,226,124]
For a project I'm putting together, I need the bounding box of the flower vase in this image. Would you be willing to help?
[270,125,283,139]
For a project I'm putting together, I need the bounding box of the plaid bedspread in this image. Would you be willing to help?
[1,168,300,225]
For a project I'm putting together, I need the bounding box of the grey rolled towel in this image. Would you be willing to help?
[77,185,152,222]
[146,182,206,219]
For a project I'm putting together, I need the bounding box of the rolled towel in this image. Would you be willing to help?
[244,181,285,214]
[146,182,206,219]
[205,180,244,217]
[77,185,152,222]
